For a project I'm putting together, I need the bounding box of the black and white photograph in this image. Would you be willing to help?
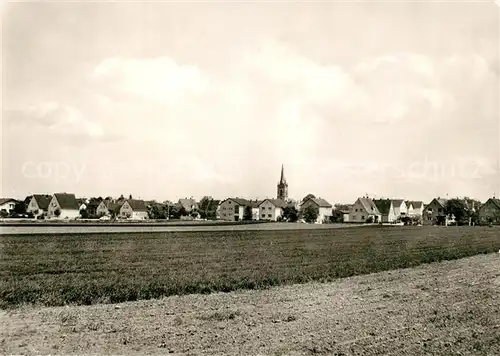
[1,0,500,354]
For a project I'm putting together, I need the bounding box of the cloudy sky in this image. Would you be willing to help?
[2,1,499,204]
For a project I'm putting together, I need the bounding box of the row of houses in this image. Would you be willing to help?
[217,196,333,223]
[345,196,500,225]
[2,193,500,225]
[21,193,149,220]
[348,198,424,223]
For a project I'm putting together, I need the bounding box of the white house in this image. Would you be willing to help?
[300,197,333,224]
[391,199,407,219]
[47,193,80,219]
[96,200,122,217]
[0,198,17,215]
[373,199,396,223]
[349,197,381,223]
[258,199,287,221]
[218,198,260,221]
[26,195,51,217]
[119,199,148,220]
[406,201,424,217]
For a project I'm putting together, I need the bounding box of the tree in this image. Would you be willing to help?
[13,201,26,215]
[330,209,344,223]
[302,194,316,202]
[444,198,470,225]
[79,208,89,219]
[243,206,253,221]
[302,205,319,223]
[179,206,188,218]
[282,206,298,222]
[198,196,219,220]
[148,204,167,219]
[86,197,103,217]
[54,209,61,218]
[190,209,199,219]
[168,204,180,219]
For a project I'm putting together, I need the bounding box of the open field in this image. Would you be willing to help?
[0,222,358,235]
[2,253,500,355]
[1,226,499,309]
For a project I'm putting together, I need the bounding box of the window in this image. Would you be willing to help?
[355,209,358,212]
[234,205,239,212]
[262,214,265,218]
[228,201,231,204]
[268,214,272,218]
[268,207,272,210]
[361,215,365,220]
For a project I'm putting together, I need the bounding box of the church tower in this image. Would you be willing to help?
[277,164,288,201]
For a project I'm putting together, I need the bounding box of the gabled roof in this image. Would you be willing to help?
[408,201,423,209]
[0,198,16,205]
[32,195,51,210]
[483,198,500,210]
[357,197,381,215]
[426,198,447,208]
[391,199,405,208]
[301,197,332,208]
[54,193,79,210]
[373,199,393,215]
[178,198,198,211]
[436,198,447,207]
[222,198,261,208]
[259,199,287,208]
[106,201,122,213]
[125,199,147,211]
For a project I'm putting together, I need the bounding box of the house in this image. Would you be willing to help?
[26,194,51,216]
[349,197,381,223]
[373,199,396,223]
[300,197,333,224]
[478,198,500,224]
[47,193,80,219]
[258,199,287,221]
[423,198,449,225]
[218,198,260,221]
[77,199,87,212]
[406,201,424,217]
[119,199,148,220]
[0,198,16,215]
[177,198,198,213]
[96,200,122,217]
[391,199,407,219]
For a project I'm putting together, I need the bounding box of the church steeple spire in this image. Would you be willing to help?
[277,164,288,201]
[280,164,286,184]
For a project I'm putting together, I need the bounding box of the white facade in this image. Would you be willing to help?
[258,200,284,221]
[119,201,148,220]
[47,196,79,219]
[0,200,16,213]
[300,199,332,224]
[27,197,41,215]
[349,198,381,223]
[392,200,407,218]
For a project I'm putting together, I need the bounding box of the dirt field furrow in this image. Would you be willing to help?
[2,253,500,355]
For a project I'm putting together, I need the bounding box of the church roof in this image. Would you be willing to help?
[279,164,287,185]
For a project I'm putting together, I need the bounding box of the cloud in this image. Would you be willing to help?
[92,57,210,104]
[5,102,117,145]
